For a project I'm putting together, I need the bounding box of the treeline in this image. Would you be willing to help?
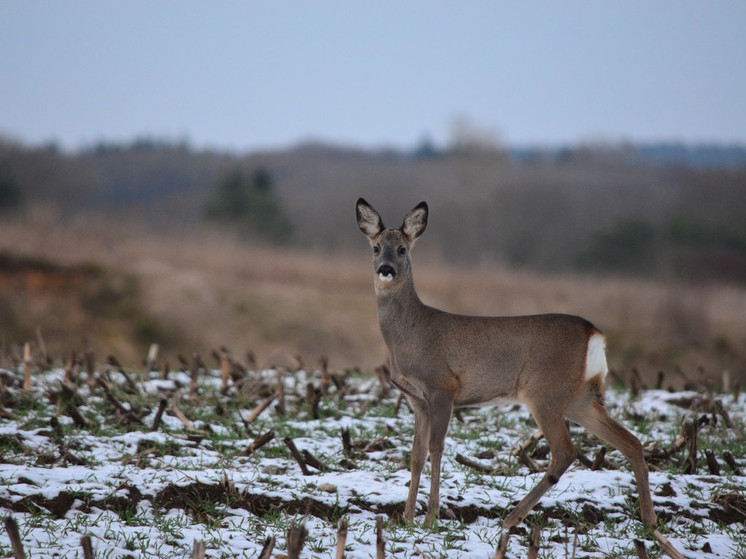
[1,135,746,282]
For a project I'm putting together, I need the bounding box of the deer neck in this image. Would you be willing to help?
[376,274,425,347]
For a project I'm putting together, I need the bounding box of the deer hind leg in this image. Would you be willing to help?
[566,391,657,527]
[404,398,429,521]
[503,405,576,529]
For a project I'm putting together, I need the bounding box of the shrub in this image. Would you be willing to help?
[204,167,293,243]
[0,166,22,212]
[578,219,657,273]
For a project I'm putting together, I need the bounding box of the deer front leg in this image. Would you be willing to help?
[424,391,454,527]
[404,399,429,521]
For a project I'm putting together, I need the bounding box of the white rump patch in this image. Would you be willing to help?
[378,273,394,283]
[585,333,608,381]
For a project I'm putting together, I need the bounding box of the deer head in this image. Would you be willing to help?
[356,198,428,290]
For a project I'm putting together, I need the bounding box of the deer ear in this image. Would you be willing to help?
[402,201,428,242]
[356,198,384,239]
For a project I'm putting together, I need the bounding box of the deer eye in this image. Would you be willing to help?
[398,246,407,256]
[373,245,381,255]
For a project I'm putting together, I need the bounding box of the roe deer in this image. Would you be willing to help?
[356,199,683,556]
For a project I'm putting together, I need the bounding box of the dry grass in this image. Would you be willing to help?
[1,215,745,383]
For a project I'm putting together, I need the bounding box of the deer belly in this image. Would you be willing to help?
[455,391,517,408]
[389,373,428,401]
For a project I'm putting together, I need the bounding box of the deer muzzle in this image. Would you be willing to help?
[377,264,396,283]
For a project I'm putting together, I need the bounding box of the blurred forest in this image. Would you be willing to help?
[1,133,746,380]
[2,135,746,283]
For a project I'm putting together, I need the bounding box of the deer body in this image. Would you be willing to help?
[356,198,658,532]
[381,299,603,408]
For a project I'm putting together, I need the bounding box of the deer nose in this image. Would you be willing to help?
[377,264,396,281]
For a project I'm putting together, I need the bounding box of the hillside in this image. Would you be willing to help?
[1,218,745,386]
[1,137,746,381]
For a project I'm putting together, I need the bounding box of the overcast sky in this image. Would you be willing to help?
[1,1,745,152]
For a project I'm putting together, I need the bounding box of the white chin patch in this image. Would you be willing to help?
[378,273,394,283]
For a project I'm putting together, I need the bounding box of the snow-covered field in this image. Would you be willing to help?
[0,364,744,558]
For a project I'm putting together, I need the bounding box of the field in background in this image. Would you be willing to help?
[1,217,745,386]
[3,138,746,283]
